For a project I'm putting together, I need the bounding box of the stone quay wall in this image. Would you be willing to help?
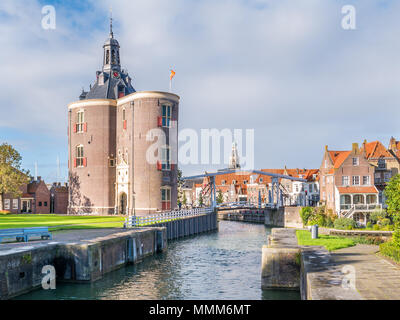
[0,228,166,300]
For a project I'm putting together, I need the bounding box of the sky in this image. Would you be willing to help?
[0,0,399,181]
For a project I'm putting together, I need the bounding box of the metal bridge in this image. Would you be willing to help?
[183,169,307,210]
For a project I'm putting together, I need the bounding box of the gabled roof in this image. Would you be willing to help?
[361,141,392,159]
[328,150,351,169]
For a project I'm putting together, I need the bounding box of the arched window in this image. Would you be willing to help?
[111,50,116,64]
[105,50,110,64]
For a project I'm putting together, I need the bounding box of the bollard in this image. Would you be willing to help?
[311,225,319,239]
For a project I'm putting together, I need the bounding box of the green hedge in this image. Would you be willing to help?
[380,241,400,263]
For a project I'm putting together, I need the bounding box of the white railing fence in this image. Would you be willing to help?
[125,207,214,227]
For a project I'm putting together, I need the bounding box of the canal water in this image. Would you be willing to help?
[16,221,300,300]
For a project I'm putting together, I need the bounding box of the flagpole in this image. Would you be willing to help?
[169,78,172,93]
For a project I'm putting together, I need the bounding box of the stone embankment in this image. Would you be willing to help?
[261,228,362,299]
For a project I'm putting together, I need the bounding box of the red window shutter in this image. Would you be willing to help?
[73,124,77,133]
[157,116,162,127]
[73,158,77,168]
[118,91,125,98]
[83,123,87,132]
[157,161,162,171]
[83,158,87,167]
[171,164,175,171]
[123,120,127,130]
[162,202,166,211]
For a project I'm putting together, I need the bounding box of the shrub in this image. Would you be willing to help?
[380,241,400,263]
[353,236,385,245]
[300,207,313,226]
[334,217,357,230]
[366,221,373,229]
[373,224,380,230]
[369,209,387,224]
[0,210,10,215]
[379,218,391,227]
[393,225,400,247]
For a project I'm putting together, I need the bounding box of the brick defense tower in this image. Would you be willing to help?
[68,18,179,215]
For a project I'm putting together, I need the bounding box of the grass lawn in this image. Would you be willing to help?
[296,230,356,251]
[0,214,125,231]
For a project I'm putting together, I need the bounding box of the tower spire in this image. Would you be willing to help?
[109,6,113,38]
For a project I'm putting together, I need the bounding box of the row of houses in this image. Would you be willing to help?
[1,177,68,214]
[183,137,400,225]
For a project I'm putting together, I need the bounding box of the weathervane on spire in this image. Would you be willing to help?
[109,6,113,38]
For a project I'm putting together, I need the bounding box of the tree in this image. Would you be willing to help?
[182,192,187,208]
[0,143,30,210]
[384,174,400,224]
[216,190,224,204]
[198,193,203,207]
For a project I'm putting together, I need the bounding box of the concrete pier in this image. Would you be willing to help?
[261,229,301,290]
[218,207,303,228]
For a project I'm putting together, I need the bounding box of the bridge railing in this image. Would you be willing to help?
[217,201,275,209]
[125,207,214,227]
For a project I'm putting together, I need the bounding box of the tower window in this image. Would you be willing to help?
[161,188,171,211]
[77,110,85,133]
[162,105,172,127]
[161,146,171,170]
[76,145,84,167]
[112,50,116,64]
[105,50,110,64]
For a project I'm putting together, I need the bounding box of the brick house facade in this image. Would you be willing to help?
[319,143,380,225]
[2,177,51,214]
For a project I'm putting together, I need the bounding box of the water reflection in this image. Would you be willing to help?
[16,221,300,300]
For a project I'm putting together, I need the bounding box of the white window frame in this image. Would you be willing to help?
[352,157,359,166]
[77,110,85,133]
[161,146,171,170]
[76,145,84,167]
[362,175,370,185]
[4,199,10,210]
[162,104,172,128]
[342,176,349,186]
[12,199,18,210]
[352,175,360,186]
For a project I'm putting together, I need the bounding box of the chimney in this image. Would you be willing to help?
[325,145,328,151]
[352,143,359,154]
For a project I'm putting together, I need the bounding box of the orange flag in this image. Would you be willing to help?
[170,69,176,81]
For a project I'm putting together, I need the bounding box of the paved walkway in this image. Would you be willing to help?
[331,244,400,300]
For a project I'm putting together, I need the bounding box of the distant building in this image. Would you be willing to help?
[190,168,319,208]
[50,183,69,214]
[2,177,50,214]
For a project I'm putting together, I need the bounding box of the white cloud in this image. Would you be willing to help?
[0,0,399,178]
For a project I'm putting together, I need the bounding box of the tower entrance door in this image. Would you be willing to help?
[119,192,127,215]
